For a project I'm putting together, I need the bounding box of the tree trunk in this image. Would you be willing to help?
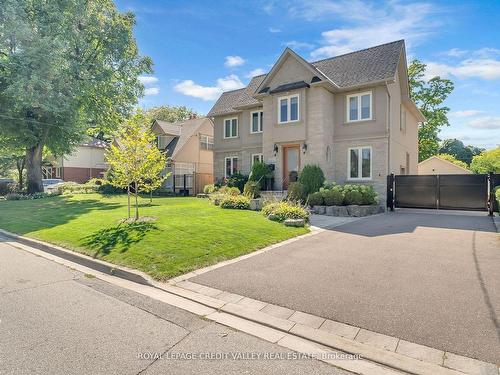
[127,185,131,218]
[26,143,44,194]
[16,157,25,192]
[134,181,139,220]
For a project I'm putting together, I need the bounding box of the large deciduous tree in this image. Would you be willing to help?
[439,138,483,165]
[470,147,500,174]
[0,0,152,193]
[145,105,199,123]
[106,112,167,220]
[408,60,454,161]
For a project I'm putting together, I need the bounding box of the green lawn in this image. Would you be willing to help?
[0,194,308,280]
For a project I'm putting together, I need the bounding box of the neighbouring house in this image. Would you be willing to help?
[418,156,471,175]
[151,116,214,195]
[208,40,425,205]
[43,138,108,183]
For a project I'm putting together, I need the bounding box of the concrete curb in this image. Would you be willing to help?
[0,228,153,286]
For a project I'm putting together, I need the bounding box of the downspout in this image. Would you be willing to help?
[385,82,391,176]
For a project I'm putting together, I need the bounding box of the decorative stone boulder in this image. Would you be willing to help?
[197,193,209,198]
[267,214,280,222]
[284,218,305,227]
[347,205,364,217]
[250,198,263,211]
[313,205,326,214]
[332,205,349,217]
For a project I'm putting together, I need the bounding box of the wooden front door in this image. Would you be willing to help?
[283,145,300,189]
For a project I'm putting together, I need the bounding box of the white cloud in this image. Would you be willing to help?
[144,87,160,96]
[174,74,245,101]
[269,27,282,33]
[225,55,246,67]
[449,110,483,118]
[468,116,500,129]
[246,68,266,78]
[138,76,159,84]
[442,48,468,57]
[285,1,441,59]
[424,59,500,80]
[284,40,314,50]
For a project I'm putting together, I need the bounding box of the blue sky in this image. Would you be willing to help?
[115,0,500,149]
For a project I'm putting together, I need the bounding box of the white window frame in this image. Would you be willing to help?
[346,91,372,123]
[223,117,238,139]
[251,153,263,165]
[250,110,263,133]
[224,156,238,178]
[347,146,372,181]
[278,94,300,124]
[55,167,61,178]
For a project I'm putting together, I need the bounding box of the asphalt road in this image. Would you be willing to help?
[192,210,500,364]
[0,238,351,375]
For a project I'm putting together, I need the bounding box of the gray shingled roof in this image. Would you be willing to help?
[312,40,403,87]
[207,88,245,117]
[234,75,266,109]
[208,40,404,117]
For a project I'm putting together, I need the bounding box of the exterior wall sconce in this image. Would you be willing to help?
[301,143,308,154]
[273,144,279,156]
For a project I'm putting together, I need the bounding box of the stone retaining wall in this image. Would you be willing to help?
[312,205,384,217]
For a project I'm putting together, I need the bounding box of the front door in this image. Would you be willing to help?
[283,145,300,189]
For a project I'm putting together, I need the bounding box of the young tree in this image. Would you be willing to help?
[408,60,454,161]
[145,105,198,123]
[106,112,167,220]
[0,1,152,193]
[470,147,500,174]
[439,138,484,165]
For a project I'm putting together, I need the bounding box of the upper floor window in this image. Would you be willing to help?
[348,146,372,180]
[251,111,263,133]
[224,117,238,139]
[157,135,168,149]
[200,134,214,150]
[347,91,372,122]
[278,94,299,124]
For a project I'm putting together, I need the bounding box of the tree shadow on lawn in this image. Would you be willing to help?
[0,196,122,235]
[82,221,159,257]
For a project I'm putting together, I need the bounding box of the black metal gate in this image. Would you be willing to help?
[387,173,498,214]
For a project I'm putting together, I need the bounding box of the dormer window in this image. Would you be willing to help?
[278,94,299,124]
[347,91,372,122]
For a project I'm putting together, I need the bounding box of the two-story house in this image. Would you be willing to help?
[207,40,424,204]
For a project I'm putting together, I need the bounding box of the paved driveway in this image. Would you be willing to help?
[192,210,500,364]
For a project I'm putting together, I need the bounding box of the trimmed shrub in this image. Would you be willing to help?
[344,190,363,205]
[6,192,59,200]
[322,188,344,206]
[203,184,217,194]
[307,191,324,206]
[248,162,270,189]
[218,186,239,196]
[298,165,325,195]
[262,201,309,222]
[226,172,248,193]
[243,181,260,199]
[287,182,306,203]
[220,195,250,209]
[98,182,125,194]
[359,185,378,205]
[496,186,500,213]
